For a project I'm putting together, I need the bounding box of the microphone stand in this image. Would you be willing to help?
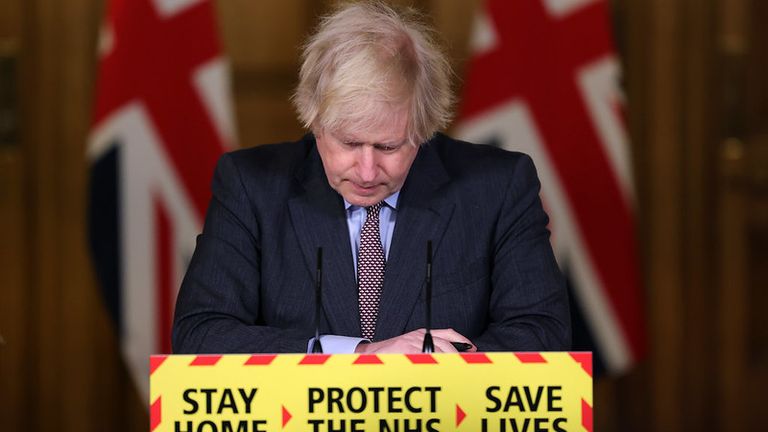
[310,247,324,353]
[422,241,434,353]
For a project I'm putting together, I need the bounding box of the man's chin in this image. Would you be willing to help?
[341,190,385,207]
[345,196,383,207]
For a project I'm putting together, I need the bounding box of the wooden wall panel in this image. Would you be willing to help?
[217,0,310,71]
[678,0,719,429]
[233,94,303,146]
[216,0,314,147]
[8,0,146,430]
[0,149,30,432]
[58,2,99,431]
[428,0,480,104]
[642,1,686,430]
[23,0,64,428]
[0,4,26,432]
[616,0,767,431]
[716,0,768,430]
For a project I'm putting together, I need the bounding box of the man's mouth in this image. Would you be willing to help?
[349,181,379,194]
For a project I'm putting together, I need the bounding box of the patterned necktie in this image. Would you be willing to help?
[358,202,385,340]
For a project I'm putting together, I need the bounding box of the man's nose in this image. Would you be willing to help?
[355,146,378,183]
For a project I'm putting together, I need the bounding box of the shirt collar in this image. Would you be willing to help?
[344,191,400,211]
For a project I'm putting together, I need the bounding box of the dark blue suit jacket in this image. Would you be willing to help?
[172,133,570,353]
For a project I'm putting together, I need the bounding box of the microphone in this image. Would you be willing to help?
[420,241,472,353]
[422,241,435,353]
[310,247,324,354]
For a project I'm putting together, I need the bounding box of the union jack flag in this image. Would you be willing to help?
[87,0,234,398]
[455,0,645,374]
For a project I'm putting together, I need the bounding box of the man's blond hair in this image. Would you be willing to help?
[292,1,454,146]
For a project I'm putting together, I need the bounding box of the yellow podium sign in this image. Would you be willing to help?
[150,352,592,432]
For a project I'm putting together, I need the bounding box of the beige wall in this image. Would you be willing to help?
[1,0,766,431]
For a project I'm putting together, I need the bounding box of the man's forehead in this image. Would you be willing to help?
[324,98,410,142]
[335,128,406,145]
[333,114,408,144]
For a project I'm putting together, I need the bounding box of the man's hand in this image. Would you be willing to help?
[355,328,476,354]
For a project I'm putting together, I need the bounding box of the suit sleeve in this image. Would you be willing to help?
[172,153,309,354]
[473,154,572,351]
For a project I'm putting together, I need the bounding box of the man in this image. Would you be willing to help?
[172,1,570,354]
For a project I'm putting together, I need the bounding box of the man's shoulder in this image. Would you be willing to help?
[426,133,533,174]
[222,134,315,176]
[225,135,314,168]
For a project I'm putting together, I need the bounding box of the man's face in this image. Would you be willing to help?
[315,109,419,207]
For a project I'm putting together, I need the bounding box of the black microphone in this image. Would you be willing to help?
[310,247,324,354]
[420,241,472,353]
[422,241,435,353]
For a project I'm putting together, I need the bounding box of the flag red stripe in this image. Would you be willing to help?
[91,0,229,398]
[458,0,646,360]
[461,1,611,121]
[528,75,645,357]
[94,0,224,217]
[155,197,173,354]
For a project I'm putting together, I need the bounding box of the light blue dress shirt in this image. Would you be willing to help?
[345,192,399,273]
[307,192,399,353]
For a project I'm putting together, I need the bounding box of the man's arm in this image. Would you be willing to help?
[172,153,309,354]
[354,329,476,353]
[473,154,571,352]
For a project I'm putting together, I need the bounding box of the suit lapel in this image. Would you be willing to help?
[288,141,360,337]
[375,143,454,340]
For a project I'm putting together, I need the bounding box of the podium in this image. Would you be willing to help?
[150,352,592,432]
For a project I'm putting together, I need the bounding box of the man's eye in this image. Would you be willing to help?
[343,141,362,148]
[376,144,398,152]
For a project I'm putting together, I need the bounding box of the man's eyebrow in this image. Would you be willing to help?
[377,140,406,148]
[377,137,407,146]
[341,135,405,146]
[338,134,362,143]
